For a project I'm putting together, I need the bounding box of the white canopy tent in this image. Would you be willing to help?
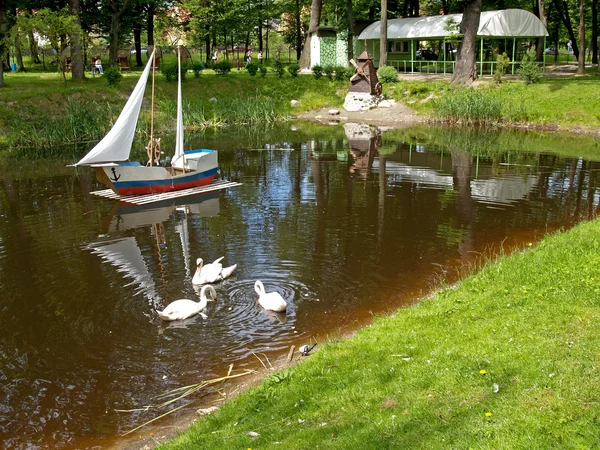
[357,9,549,74]
[358,9,548,40]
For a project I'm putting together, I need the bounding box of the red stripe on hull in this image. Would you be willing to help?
[116,175,215,196]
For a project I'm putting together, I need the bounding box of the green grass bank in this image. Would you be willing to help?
[161,219,600,449]
[2,68,600,155]
[389,71,600,129]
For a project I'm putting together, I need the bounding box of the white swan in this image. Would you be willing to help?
[157,285,217,321]
[254,280,287,312]
[192,257,237,285]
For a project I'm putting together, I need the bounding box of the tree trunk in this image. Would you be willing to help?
[347,0,354,62]
[592,0,598,64]
[206,30,212,64]
[451,0,481,85]
[28,28,40,64]
[69,0,85,81]
[557,0,579,59]
[380,0,387,66]
[133,26,143,66]
[299,0,322,68]
[535,0,548,61]
[15,31,24,71]
[295,0,302,60]
[258,22,263,52]
[0,0,7,87]
[577,0,585,73]
[147,3,155,46]
[109,11,120,64]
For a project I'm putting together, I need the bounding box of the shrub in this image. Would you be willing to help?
[246,62,258,76]
[161,63,187,82]
[493,52,510,85]
[323,65,335,80]
[104,66,122,86]
[334,65,349,81]
[273,60,285,78]
[517,50,542,85]
[377,65,398,83]
[287,63,300,77]
[192,63,203,78]
[259,65,267,77]
[213,61,232,75]
[312,64,323,80]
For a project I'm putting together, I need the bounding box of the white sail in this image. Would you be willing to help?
[74,50,156,166]
[172,47,185,168]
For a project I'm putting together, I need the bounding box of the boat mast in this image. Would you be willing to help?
[148,48,157,166]
[176,45,187,172]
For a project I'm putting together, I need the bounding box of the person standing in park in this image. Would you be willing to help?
[246,50,252,65]
[258,50,263,64]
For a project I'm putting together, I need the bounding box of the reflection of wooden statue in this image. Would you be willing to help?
[345,123,381,179]
[348,51,382,96]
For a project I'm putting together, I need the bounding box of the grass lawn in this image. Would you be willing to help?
[388,73,600,128]
[160,218,600,449]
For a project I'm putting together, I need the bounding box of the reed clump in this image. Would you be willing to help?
[10,98,116,154]
[433,88,503,124]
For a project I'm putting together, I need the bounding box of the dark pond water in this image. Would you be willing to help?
[1,123,599,449]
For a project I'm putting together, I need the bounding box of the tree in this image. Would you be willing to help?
[535,0,550,61]
[31,9,83,86]
[106,0,132,64]
[299,0,321,68]
[577,0,584,73]
[69,0,85,81]
[380,0,387,66]
[451,0,481,86]
[0,0,7,87]
[592,0,597,64]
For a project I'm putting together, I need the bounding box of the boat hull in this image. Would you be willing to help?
[96,150,218,197]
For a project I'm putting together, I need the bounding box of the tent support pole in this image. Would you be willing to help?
[512,38,516,74]
[543,36,546,71]
[480,38,483,77]
[443,39,446,75]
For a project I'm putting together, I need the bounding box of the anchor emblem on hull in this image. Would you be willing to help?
[110,168,121,181]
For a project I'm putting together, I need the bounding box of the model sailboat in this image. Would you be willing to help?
[73,48,218,196]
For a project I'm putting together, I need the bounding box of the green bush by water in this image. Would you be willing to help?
[104,66,122,86]
[213,61,232,75]
[287,64,300,77]
[518,50,542,85]
[246,63,258,76]
[312,64,323,80]
[377,65,399,83]
[273,60,285,78]
[192,64,203,78]
[161,63,188,82]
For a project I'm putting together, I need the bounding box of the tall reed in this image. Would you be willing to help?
[433,89,503,125]
[11,98,116,154]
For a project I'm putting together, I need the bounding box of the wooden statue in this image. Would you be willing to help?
[348,50,382,96]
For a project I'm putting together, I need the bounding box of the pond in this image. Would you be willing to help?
[1,123,599,449]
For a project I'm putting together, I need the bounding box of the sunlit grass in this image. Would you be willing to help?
[393,75,600,128]
[161,219,600,449]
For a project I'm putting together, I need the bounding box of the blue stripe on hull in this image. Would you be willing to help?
[113,167,218,189]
